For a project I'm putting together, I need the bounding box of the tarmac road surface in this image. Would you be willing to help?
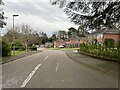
[2,49,118,88]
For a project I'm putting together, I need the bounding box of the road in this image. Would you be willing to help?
[2,49,118,88]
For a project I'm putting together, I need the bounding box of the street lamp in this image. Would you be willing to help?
[13,14,19,55]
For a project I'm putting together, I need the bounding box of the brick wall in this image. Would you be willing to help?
[66,40,80,45]
[104,33,120,47]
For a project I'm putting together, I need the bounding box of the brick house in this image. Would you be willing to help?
[54,36,84,48]
[84,28,120,47]
[103,29,120,47]
[87,29,106,44]
[66,36,81,48]
[54,40,66,48]
[54,29,120,48]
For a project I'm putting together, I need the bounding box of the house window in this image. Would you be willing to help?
[97,34,103,38]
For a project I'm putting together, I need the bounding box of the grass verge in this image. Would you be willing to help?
[11,50,27,56]
[48,48,79,51]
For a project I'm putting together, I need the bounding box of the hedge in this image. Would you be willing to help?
[1,40,12,56]
[80,43,120,60]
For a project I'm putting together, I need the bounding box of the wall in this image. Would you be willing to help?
[104,33,120,47]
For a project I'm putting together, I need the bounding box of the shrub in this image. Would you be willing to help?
[11,40,25,50]
[80,43,120,60]
[2,40,12,56]
[118,41,120,50]
[29,46,37,51]
[104,38,115,48]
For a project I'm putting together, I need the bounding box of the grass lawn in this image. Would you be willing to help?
[11,50,28,56]
[48,48,79,51]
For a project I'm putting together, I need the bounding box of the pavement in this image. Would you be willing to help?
[65,50,119,76]
[2,49,118,88]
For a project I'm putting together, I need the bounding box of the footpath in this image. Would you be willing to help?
[65,50,118,77]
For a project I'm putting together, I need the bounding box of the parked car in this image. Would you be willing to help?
[58,45,65,48]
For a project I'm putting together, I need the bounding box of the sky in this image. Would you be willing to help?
[2,0,78,36]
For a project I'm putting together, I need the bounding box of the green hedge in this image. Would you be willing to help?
[80,43,120,60]
[1,41,12,56]
[104,38,115,48]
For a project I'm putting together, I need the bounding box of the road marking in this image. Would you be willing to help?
[45,56,49,60]
[21,64,41,87]
[21,55,49,87]
[45,55,49,60]
[55,63,59,72]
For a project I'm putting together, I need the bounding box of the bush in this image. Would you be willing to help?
[1,40,12,56]
[11,40,25,51]
[80,43,120,60]
[11,45,25,51]
[118,41,120,50]
[29,46,37,51]
[104,38,115,48]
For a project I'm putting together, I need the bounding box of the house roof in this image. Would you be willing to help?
[90,28,106,35]
[67,36,80,40]
[55,39,66,42]
[90,28,120,35]
[104,28,120,34]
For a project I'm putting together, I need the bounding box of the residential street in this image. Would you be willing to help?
[2,49,118,88]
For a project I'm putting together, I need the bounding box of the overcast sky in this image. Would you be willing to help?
[2,0,78,36]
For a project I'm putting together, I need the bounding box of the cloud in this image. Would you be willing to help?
[3,0,78,36]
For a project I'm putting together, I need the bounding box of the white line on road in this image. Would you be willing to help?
[45,55,49,60]
[55,63,59,72]
[21,55,49,87]
[21,64,41,88]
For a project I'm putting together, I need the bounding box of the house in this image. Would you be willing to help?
[54,40,66,48]
[66,36,83,48]
[84,28,120,47]
[54,36,84,48]
[103,29,120,47]
[87,29,106,45]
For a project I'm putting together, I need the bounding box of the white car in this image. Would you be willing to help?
[58,45,64,48]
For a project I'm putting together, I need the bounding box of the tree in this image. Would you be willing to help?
[3,27,21,43]
[21,24,33,50]
[58,30,67,40]
[39,32,48,44]
[0,0,7,28]
[3,24,45,50]
[78,25,89,37]
[51,33,57,41]
[29,31,41,45]
[51,0,120,30]
[68,27,78,38]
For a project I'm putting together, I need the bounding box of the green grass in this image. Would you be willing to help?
[48,48,79,51]
[11,50,27,56]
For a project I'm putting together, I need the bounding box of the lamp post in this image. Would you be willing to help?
[13,14,19,55]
